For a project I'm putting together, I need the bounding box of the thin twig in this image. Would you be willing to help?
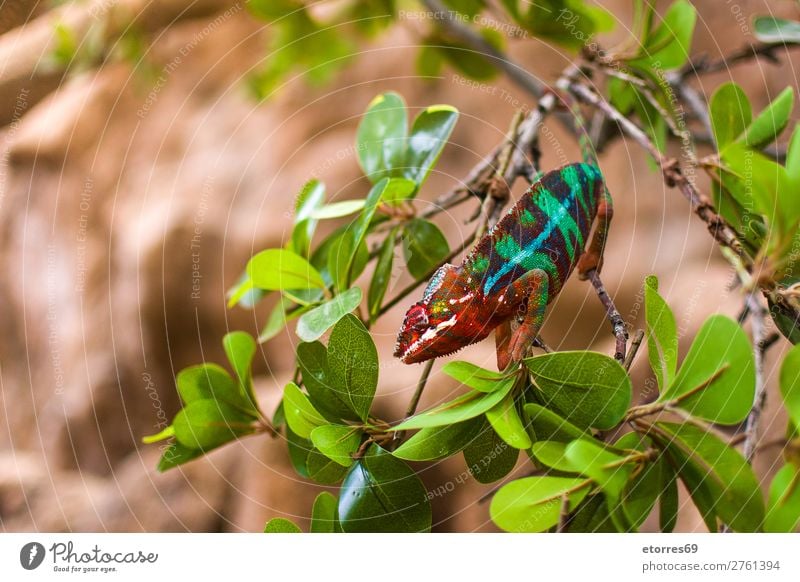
[585,268,628,362]
[393,358,435,447]
[677,43,790,80]
[624,329,645,372]
[556,493,570,533]
[742,292,769,463]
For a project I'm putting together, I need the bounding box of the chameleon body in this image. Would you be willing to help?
[394,161,613,370]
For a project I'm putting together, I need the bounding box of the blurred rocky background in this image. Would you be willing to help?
[0,0,797,532]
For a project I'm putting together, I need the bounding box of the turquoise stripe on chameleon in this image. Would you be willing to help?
[482,190,574,295]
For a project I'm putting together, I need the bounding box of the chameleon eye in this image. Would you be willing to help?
[406,304,429,331]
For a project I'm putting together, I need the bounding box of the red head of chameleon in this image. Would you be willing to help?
[394,264,495,364]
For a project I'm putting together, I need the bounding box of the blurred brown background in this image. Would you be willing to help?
[0,0,797,532]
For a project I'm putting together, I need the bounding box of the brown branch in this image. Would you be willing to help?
[585,269,628,363]
[563,80,747,262]
[742,292,769,463]
[678,43,792,80]
[624,329,645,372]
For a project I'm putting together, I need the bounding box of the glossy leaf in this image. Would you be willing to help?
[311,199,366,220]
[441,360,511,392]
[306,446,349,484]
[742,87,794,149]
[566,438,632,501]
[344,178,390,278]
[754,16,800,44]
[531,440,577,473]
[659,465,679,533]
[172,399,256,449]
[263,518,302,533]
[381,177,417,204]
[402,219,450,279]
[247,249,325,291]
[392,377,515,430]
[310,491,338,533]
[176,364,237,405]
[368,227,399,321]
[259,297,310,343]
[393,416,482,461]
[764,464,800,532]
[630,0,696,70]
[296,341,358,423]
[291,179,326,257]
[485,391,532,449]
[780,344,800,428]
[157,442,203,472]
[327,314,378,421]
[338,446,431,532]
[656,422,765,532]
[523,403,588,443]
[403,104,459,186]
[283,382,327,439]
[356,92,407,182]
[709,82,751,150]
[660,315,755,425]
[525,351,632,430]
[490,476,591,532]
[463,419,519,484]
[310,424,362,467]
[222,331,257,410]
[296,287,362,342]
[644,275,678,391]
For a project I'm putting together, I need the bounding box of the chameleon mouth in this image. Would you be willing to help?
[396,315,458,363]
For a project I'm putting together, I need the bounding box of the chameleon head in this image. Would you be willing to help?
[394,263,487,364]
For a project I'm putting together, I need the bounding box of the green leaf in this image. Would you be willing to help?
[310,199,366,220]
[630,0,696,70]
[157,442,203,472]
[290,179,326,257]
[660,315,755,425]
[247,249,325,291]
[441,360,511,392]
[523,403,589,442]
[644,275,678,391]
[742,88,794,149]
[463,418,519,483]
[343,178,390,279]
[222,331,257,409]
[296,287,362,342]
[525,351,632,430]
[403,104,459,187]
[429,36,498,80]
[780,344,800,428]
[297,341,358,423]
[327,314,378,422]
[338,446,431,532]
[402,218,450,279]
[176,364,237,405]
[263,518,301,533]
[566,439,631,501]
[659,465,679,532]
[486,392,532,449]
[310,424,362,467]
[764,464,800,532]
[357,92,407,182]
[172,399,256,449]
[259,297,310,343]
[490,476,591,532]
[307,446,349,484]
[368,227,398,321]
[531,440,578,473]
[311,491,338,533]
[393,416,482,461]
[283,382,327,439]
[754,16,800,44]
[392,377,515,430]
[656,422,765,532]
[709,82,751,150]
[381,177,417,205]
[327,230,369,292]
[623,456,663,529]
